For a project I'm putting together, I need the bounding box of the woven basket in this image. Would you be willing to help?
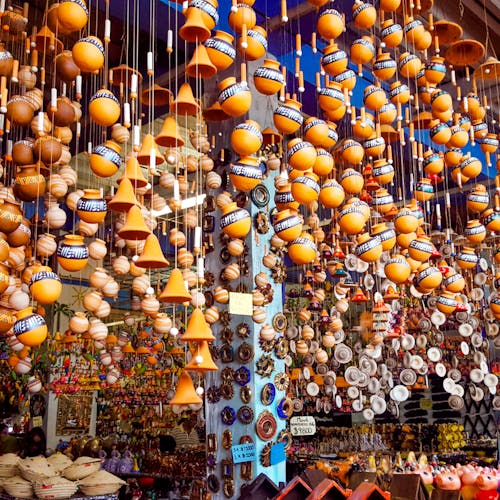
[2,475,34,499]
[18,456,57,483]
[46,453,73,475]
[0,452,20,478]
[33,476,79,500]
[78,469,126,496]
[62,457,101,481]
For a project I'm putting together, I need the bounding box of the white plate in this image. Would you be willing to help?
[347,386,359,399]
[470,368,484,383]
[480,360,490,373]
[411,355,424,371]
[427,347,441,362]
[443,377,456,393]
[435,363,446,377]
[371,396,387,415]
[335,395,342,408]
[460,342,469,355]
[306,381,320,396]
[352,399,363,412]
[484,373,498,387]
[363,408,375,421]
[303,367,311,380]
[431,310,446,326]
[458,323,473,337]
[452,385,464,397]
[390,385,409,402]
[401,335,415,350]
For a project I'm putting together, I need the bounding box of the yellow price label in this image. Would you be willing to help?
[420,398,433,409]
[229,292,253,316]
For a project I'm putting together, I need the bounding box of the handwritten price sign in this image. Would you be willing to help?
[232,443,256,464]
[290,416,316,436]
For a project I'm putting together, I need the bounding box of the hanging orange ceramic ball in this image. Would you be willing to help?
[204,31,235,72]
[448,126,469,149]
[380,0,401,10]
[414,30,432,51]
[89,89,120,127]
[321,43,348,76]
[429,121,452,146]
[72,36,105,73]
[253,59,284,95]
[273,209,302,242]
[231,120,262,156]
[385,254,411,283]
[430,89,452,113]
[288,232,317,265]
[220,202,251,239]
[340,168,364,194]
[317,9,344,40]
[414,178,434,202]
[318,83,345,113]
[403,16,425,46]
[425,56,447,85]
[319,180,345,208]
[228,3,256,32]
[229,156,262,191]
[372,52,397,81]
[467,184,489,213]
[304,118,329,147]
[371,223,396,251]
[350,36,375,65]
[389,81,410,105]
[408,235,434,262]
[57,0,88,32]
[55,50,81,83]
[273,98,303,134]
[313,149,334,176]
[364,85,388,111]
[291,172,320,205]
[338,205,366,235]
[341,139,364,165]
[287,138,317,171]
[352,113,375,140]
[380,20,403,48]
[364,135,386,158]
[355,233,382,262]
[275,184,299,211]
[378,102,397,124]
[372,159,394,185]
[13,307,47,347]
[90,141,122,178]
[443,269,466,293]
[29,266,62,304]
[423,150,444,176]
[352,1,377,30]
[398,52,422,79]
[414,263,442,292]
[334,69,357,92]
[218,77,251,117]
[460,155,482,179]
[240,26,267,61]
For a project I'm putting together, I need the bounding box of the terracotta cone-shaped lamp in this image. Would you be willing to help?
[108,177,138,212]
[185,341,218,371]
[202,100,231,122]
[181,307,215,342]
[186,44,217,79]
[170,82,200,116]
[169,370,203,405]
[135,233,170,269]
[117,205,151,240]
[141,84,173,107]
[137,133,164,166]
[159,268,192,304]
[155,116,185,148]
[179,7,211,43]
[118,156,148,189]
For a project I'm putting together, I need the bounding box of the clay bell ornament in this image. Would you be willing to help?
[159,268,192,304]
[169,371,203,406]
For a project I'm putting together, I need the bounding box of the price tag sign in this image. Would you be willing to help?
[270,442,286,465]
[420,398,433,410]
[32,416,43,428]
[232,443,256,464]
[229,292,253,316]
[290,416,316,436]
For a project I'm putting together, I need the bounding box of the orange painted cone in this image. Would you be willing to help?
[185,341,218,371]
[159,268,192,304]
[118,156,148,189]
[181,307,215,342]
[108,177,138,212]
[137,133,164,166]
[186,43,217,79]
[135,233,170,269]
[155,116,185,148]
[169,370,203,405]
[179,8,211,43]
[117,205,151,240]
[170,82,200,116]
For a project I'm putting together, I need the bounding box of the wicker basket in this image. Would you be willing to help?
[33,476,79,500]
[77,469,126,495]
[18,456,57,483]
[62,456,102,481]
[2,475,34,499]
[0,453,20,478]
[46,453,73,475]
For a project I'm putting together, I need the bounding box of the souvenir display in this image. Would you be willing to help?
[0,0,498,498]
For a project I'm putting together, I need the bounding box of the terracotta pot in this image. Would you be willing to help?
[72,36,105,73]
[350,35,375,65]
[380,20,403,48]
[273,209,302,242]
[253,59,284,95]
[7,96,34,126]
[240,26,267,61]
[14,164,46,202]
[464,219,486,244]
[13,307,47,347]
[288,232,316,265]
[425,56,446,85]
[217,77,251,117]
[219,202,251,239]
[57,0,88,32]
[414,178,434,202]
[0,199,23,234]
[443,270,466,293]
[231,120,262,156]
[33,136,63,165]
[274,184,299,211]
[29,266,62,304]
[89,88,120,127]
[372,52,397,81]
[355,232,382,262]
[398,52,422,79]
[340,168,364,194]
[273,98,303,134]
[408,235,434,262]
[204,30,235,71]
[12,139,34,165]
[385,255,411,283]
[322,42,348,76]
[414,263,442,291]
[90,141,121,178]
[76,189,107,223]
[228,3,256,32]
[317,8,344,40]
[319,180,345,209]
[230,156,262,191]
[456,247,478,270]
[313,149,334,176]
[436,291,458,315]
[55,50,80,83]
[338,205,365,235]
[291,172,320,205]
[57,234,89,272]
[460,155,482,179]
[467,185,489,213]
[372,222,396,251]
[352,1,376,30]
[7,218,30,247]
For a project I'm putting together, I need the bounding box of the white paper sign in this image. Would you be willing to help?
[290,416,316,436]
